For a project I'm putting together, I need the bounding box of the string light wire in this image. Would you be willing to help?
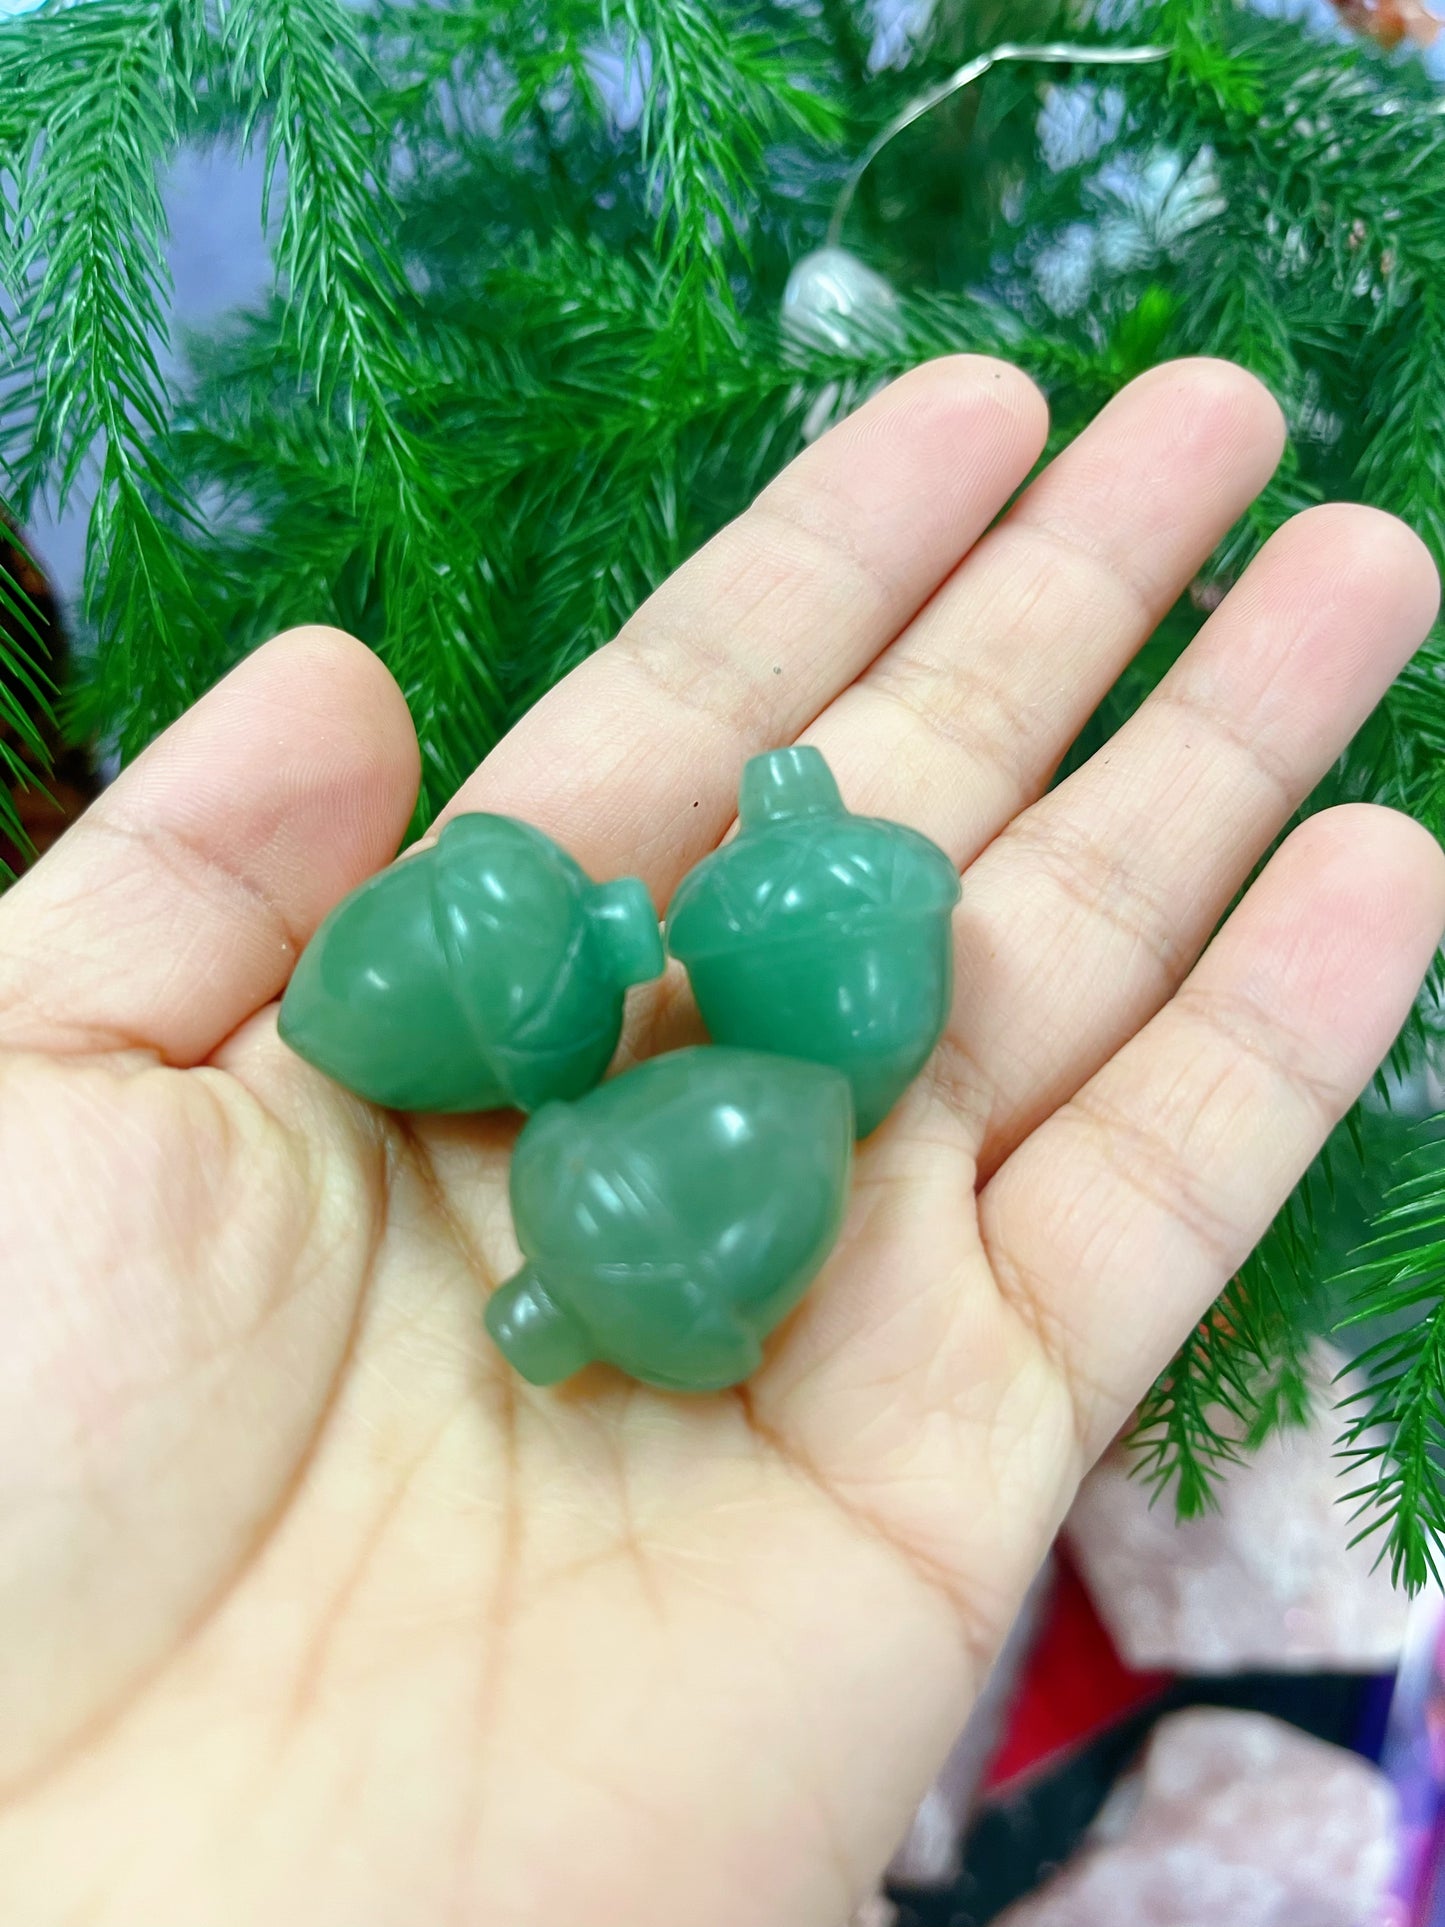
[827,39,1173,247]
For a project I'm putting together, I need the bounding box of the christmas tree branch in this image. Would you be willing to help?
[1335,1132,1445,1592]
[220,0,504,791]
[1132,1171,1333,1511]
[0,0,202,749]
[619,0,844,331]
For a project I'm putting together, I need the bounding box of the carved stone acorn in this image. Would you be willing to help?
[279,814,664,1113]
[666,748,961,1136]
[485,1047,855,1392]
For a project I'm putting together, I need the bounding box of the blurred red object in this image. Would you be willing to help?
[985,1551,1172,1793]
[1330,0,1441,48]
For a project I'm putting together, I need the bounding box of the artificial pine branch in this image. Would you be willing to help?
[220,0,505,792]
[618,0,845,349]
[1132,1301,1251,1518]
[1132,1171,1333,1506]
[1336,1131,1445,1591]
[0,0,203,749]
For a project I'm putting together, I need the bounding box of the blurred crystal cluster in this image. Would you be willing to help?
[864,0,937,71]
[995,1709,1397,1927]
[1029,142,1225,316]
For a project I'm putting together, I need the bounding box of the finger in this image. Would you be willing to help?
[800,358,1287,861]
[958,504,1440,1166]
[0,628,419,1063]
[436,356,1048,893]
[978,804,1445,1458]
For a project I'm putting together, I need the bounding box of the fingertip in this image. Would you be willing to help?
[228,627,422,853]
[247,625,420,781]
[1122,356,1289,487]
[894,352,1051,444]
[1141,355,1287,429]
[1224,504,1442,699]
[254,622,390,680]
[1224,806,1445,1078]
[826,355,1051,553]
[0,626,425,1062]
[1287,801,1445,947]
[1288,502,1441,632]
[116,622,424,950]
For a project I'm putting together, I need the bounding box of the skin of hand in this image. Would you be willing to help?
[0,357,1441,1927]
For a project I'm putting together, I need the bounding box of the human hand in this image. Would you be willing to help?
[1,358,1439,1927]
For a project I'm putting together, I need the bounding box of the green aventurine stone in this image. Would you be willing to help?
[665,748,962,1137]
[278,815,664,1114]
[486,1047,854,1392]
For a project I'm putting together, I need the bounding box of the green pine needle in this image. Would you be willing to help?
[1335,1133,1445,1594]
[218,0,505,789]
[1132,1302,1250,1519]
[1131,1172,1333,1515]
[1,0,202,753]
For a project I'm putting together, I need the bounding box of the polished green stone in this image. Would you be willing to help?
[278,814,664,1113]
[486,1047,854,1391]
[666,748,961,1136]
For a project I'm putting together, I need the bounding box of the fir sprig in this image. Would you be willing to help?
[1132,1302,1251,1518]
[219,0,504,792]
[619,0,846,341]
[1335,1133,1445,1592]
[0,0,202,746]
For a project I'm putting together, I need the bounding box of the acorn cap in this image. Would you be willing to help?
[667,746,961,963]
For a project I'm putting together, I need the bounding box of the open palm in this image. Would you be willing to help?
[1,358,1441,1927]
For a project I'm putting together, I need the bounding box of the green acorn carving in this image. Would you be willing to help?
[279,814,664,1113]
[666,748,961,1136]
[485,1047,854,1392]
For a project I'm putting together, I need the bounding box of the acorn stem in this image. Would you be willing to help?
[587,878,665,989]
[738,746,845,827]
[485,1266,595,1385]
